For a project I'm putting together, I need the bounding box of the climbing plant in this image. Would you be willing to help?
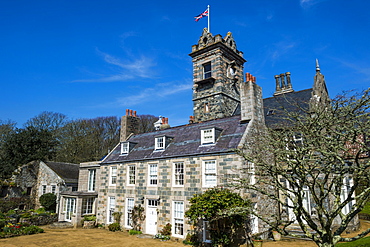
[185,188,251,247]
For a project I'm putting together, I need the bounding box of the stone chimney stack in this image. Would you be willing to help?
[240,73,264,124]
[273,72,294,96]
[120,109,140,142]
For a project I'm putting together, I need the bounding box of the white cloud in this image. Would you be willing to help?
[116,81,192,107]
[269,41,296,63]
[72,50,156,83]
[338,60,370,82]
[300,0,326,9]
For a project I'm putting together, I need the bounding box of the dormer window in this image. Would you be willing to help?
[155,136,165,150]
[202,129,214,144]
[121,142,129,154]
[120,141,136,155]
[201,127,222,145]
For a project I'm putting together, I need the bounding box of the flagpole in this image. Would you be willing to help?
[207,5,210,33]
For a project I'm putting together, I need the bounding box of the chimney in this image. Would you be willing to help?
[154,116,163,130]
[189,116,194,124]
[274,72,294,96]
[240,73,264,124]
[120,109,140,142]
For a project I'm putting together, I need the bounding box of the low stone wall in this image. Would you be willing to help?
[20,214,58,226]
[359,213,370,221]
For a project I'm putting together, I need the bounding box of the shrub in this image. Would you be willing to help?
[35,208,46,214]
[129,229,142,235]
[22,225,44,235]
[154,234,170,241]
[112,212,122,223]
[83,215,96,221]
[159,223,171,236]
[131,205,145,231]
[183,233,198,246]
[108,222,121,232]
[39,193,56,212]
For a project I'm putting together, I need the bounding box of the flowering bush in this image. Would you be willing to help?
[0,222,44,238]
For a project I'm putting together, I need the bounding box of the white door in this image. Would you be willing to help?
[146,199,158,235]
[65,197,76,222]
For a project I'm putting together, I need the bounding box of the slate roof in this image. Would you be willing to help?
[102,115,248,164]
[44,162,79,183]
[263,89,313,129]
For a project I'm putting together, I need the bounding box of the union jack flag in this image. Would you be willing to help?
[194,9,208,22]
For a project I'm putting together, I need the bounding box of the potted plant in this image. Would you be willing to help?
[252,236,263,247]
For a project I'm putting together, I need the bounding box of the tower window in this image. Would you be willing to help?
[203,63,212,79]
[204,103,210,113]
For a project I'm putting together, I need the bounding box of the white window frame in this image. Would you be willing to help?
[203,220,212,243]
[293,133,303,146]
[127,165,136,186]
[341,176,355,215]
[201,128,215,145]
[246,161,256,185]
[41,185,47,195]
[51,185,56,194]
[155,136,165,150]
[302,185,312,215]
[203,62,212,79]
[173,201,184,237]
[125,198,134,228]
[107,196,116,224]
[88,169,96,192]
[173,162,184,187]
[121,142,129,154]
[109,166,117,186]
[148,164,158,186]
[82,197,94,215]
[202,160,217,188]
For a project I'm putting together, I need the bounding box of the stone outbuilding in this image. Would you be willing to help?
[8,160,79,211]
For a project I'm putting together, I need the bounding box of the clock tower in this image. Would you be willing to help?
[189,28,247,122]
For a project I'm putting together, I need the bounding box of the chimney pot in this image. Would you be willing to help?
[133,111,137,117]
[126,109,129,116]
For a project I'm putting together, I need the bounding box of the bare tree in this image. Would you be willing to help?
[56,116,120,163]
[24,111,68,132]
[235,89,370,247]
[137,114,158,133]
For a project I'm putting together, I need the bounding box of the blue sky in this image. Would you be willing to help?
[1,0,369,127]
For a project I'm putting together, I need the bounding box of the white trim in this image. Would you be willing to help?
[341,176,355,215]
[127,165,136,186]
[109,166,117,186]
[203,220,212,243]
[88,169,96,192]
[155,136,165,150]
[125,198,134,228]
[172,162,184,187]
[172,201,184,238]
[121,142,129,154]
[148,164,158,187]
[201,128,215,145]
[202,160,217,188]
[107,196,116,224]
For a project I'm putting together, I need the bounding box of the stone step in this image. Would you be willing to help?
[48,221,74,228]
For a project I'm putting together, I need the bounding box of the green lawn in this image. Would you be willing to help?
[336,236,370,247]
[336,202,370,246]
[360,201,370,215]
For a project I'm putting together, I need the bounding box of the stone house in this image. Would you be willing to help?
[9,160,79,211]
[57,28,349,241]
